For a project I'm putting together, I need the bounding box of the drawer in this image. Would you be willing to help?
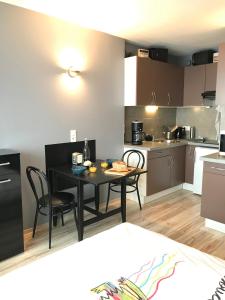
[0,174,22,220]
[0,154,20,176]
[204,161,225,176]
[148,149,171,159]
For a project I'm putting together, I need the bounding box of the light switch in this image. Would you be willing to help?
[70,130,77,142]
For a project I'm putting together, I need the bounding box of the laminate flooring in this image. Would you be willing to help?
[1,189,225,276]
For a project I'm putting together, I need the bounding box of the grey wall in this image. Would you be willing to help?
[176,107,218,140]
[125,107,177,142]
[0,3,124,228]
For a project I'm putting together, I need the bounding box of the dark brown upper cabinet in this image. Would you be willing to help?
[183,65,205,106]
[183,63,217,106]
[124,56,184,106]
[166,63,184,106]
[205,63,217,91]
[216,43,225,106]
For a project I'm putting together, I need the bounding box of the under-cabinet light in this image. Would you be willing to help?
[145,105,158,113]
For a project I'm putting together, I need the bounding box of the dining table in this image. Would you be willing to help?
[48,160,147,241]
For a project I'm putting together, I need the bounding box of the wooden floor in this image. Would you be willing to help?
[1,189,225,276]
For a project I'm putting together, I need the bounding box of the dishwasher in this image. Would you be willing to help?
[193,147,218,195]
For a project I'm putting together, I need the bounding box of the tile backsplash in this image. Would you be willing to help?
[176,107,218,140]
[124,107,177,142]
[125,106,218,142]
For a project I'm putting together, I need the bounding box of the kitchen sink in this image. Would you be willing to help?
[191,138,218,145]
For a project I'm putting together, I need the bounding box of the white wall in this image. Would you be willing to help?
[0,3,125,228]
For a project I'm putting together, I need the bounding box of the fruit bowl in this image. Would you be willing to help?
[71,165,86,175]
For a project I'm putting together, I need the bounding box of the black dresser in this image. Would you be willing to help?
[0,149,24,261]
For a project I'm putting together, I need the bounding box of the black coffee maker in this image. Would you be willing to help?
[173,127,186,139]
[131,120,144,145]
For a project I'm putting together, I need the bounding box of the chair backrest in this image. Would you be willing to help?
[45,140,96,191]
[122,149,145,169]
[122,150,145,182]
[26,166,50,211]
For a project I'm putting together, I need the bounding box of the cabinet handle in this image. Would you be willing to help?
[0,179,11,184]
[0,162,10,167]
[154,92,157,103]
[211,167,225,171]
[151,92,155,104]
[168,93,171,105]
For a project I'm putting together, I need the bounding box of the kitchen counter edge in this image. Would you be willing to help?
[201,152,225,165]
[124,141,219,151]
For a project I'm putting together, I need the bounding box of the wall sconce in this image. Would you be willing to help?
[67,66,81,78]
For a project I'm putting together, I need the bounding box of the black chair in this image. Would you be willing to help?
[105,149,145,212]
[26,166,77,249]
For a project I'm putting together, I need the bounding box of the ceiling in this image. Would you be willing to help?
[2,0,225,55]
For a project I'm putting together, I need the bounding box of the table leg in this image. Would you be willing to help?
[120,178,126,222]
[47,169,53,193]
[77,181,84,241]
[49,169,58,225]
[95,186,100,212]
[53,215,58,227]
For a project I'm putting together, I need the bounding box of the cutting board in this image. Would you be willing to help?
[104,167,136,176]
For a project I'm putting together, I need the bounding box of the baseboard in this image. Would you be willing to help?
[182,183,194,192]
[144,184,183,203]
[205,218,225,233]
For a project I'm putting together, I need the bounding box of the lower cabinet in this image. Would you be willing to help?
[201,161,225,223]
[170,146,185,186]
[0,151,24,261]
[147,154,171,195]
[185,145,195,184]
[147,146,185,196]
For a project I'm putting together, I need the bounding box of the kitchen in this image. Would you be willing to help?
[1,0,225,286]
[123,43,225,234]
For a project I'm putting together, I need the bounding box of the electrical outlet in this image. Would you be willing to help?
[70,130,77,142]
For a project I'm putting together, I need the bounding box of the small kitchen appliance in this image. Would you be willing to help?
[184,126,195,140]
[131,120,145,145]
[173,127,186,139]
[192,50,215,65]
[165,131,174,140]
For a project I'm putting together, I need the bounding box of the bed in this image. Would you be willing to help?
[1,223,225,300]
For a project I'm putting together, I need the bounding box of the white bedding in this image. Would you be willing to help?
[1,223,225,300]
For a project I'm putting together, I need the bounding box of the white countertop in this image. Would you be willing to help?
[124,140,219,151]
[201,152,225,165]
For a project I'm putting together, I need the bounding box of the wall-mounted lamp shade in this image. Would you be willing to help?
[67,66,81,78]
